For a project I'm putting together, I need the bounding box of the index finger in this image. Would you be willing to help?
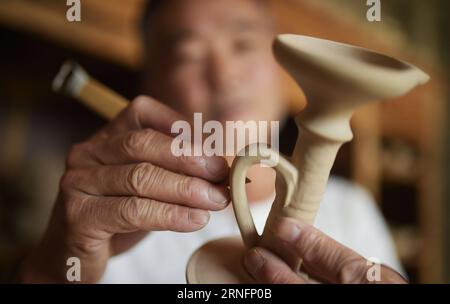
[79,128,229,182]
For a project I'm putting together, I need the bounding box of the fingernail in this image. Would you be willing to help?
[244,248,266,277]
[189,210,210,225]
[208,186,230,206]
[205,158,228,178]
[274,219,302,243]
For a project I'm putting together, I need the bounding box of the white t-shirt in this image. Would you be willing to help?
[100,177,402,283]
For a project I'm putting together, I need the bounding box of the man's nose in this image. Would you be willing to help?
[207,50,240,94]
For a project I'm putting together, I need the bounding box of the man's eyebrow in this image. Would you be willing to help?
[229,18,274,33]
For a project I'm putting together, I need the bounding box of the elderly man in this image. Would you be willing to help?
[17,0,406,283]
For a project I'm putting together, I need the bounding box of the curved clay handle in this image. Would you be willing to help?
[230,143,298,249]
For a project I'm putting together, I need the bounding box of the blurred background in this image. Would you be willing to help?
[0,0,448,283]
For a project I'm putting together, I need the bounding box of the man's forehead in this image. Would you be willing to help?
[168,18,269,45]
[152,0,272,45]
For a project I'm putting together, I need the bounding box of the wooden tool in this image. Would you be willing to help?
[52,61,128,119]
[186,34,430,284]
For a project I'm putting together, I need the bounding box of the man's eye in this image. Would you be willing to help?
[176,54,201,65]
[174,50,205,66]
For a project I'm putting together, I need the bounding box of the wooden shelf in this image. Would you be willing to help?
[0,0,144,68]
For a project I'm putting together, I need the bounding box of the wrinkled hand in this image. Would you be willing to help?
[18,96,230,283]
[244,218,407,284]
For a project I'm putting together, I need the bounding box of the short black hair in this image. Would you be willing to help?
[140,0,164,60]
[140,0,167,37]
[141,0,177,58]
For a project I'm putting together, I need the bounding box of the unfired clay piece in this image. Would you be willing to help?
[186,34,430,284]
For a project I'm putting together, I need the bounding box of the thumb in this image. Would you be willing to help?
[271,217,369,283]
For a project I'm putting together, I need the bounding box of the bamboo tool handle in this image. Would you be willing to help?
[52,61,129,119]
[77,78,129,120]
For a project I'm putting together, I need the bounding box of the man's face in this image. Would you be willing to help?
[145,0,287,124]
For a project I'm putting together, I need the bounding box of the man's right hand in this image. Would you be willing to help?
[17,96,230,283]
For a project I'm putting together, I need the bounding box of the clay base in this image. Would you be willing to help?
[186,236,254,284]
